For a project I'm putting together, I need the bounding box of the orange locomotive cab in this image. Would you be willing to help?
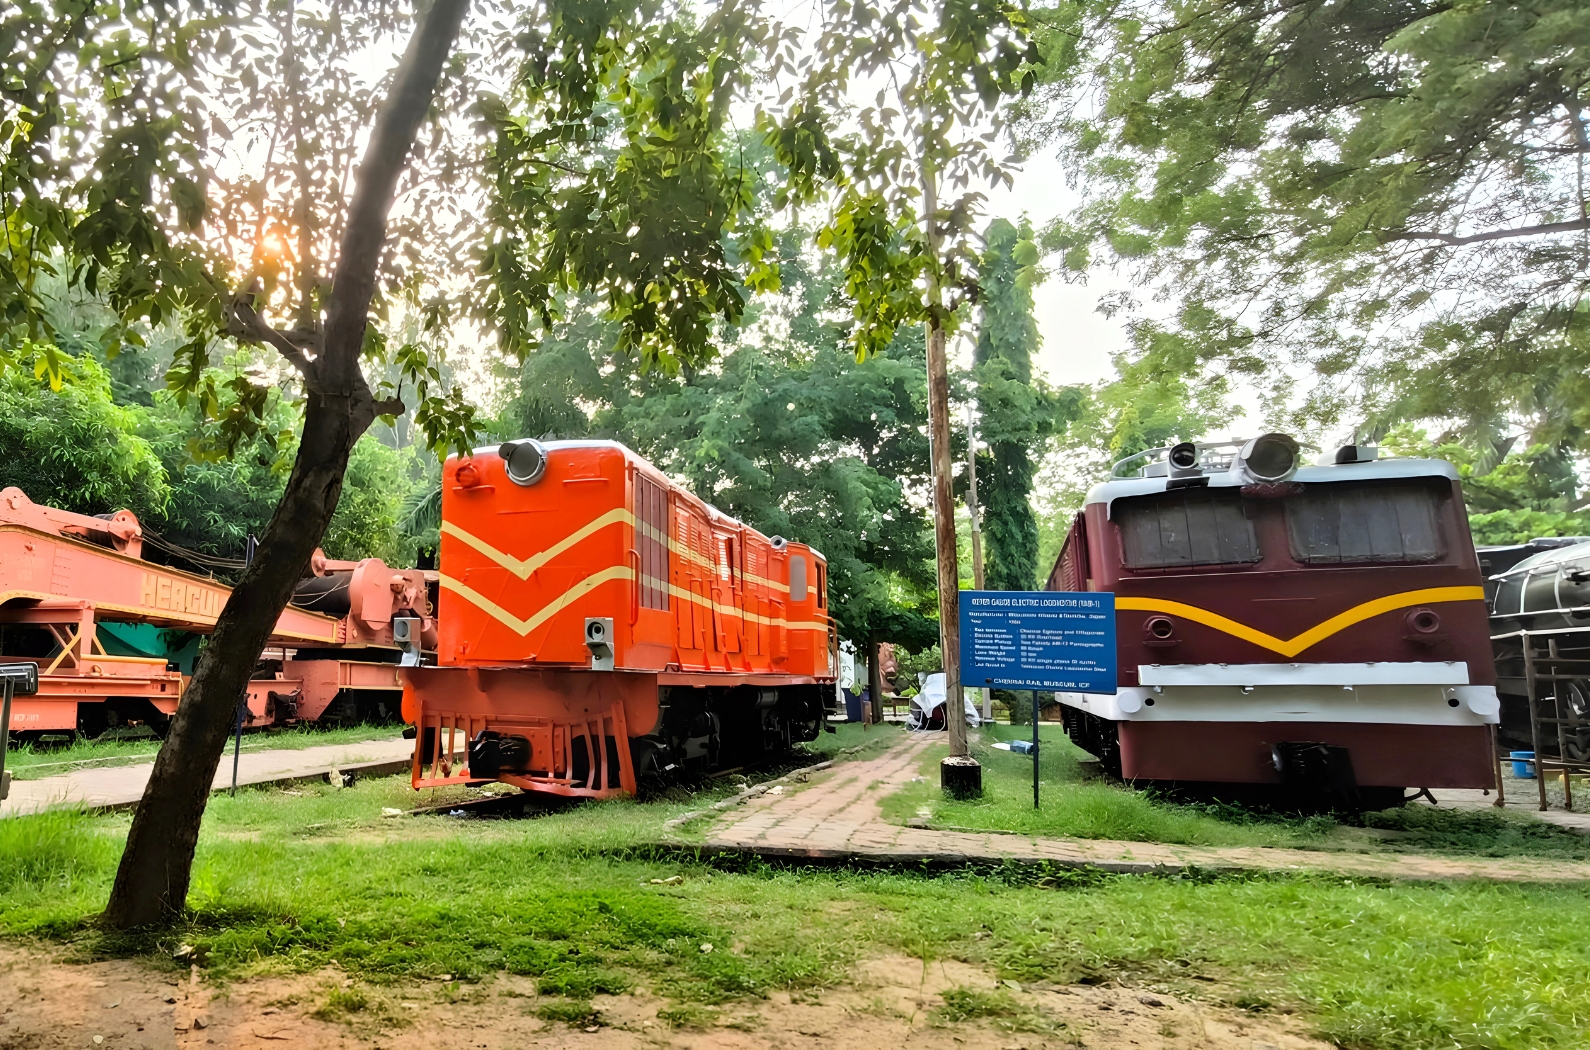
[402,439,836,798]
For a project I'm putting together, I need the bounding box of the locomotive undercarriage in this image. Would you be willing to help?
[432,675,830,797]
[1058,703,1425,811]
[634,684,827,787]
[1058,704,1122,780]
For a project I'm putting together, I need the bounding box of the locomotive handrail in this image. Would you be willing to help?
[627,548,640,625]
[1109,446,1172,477]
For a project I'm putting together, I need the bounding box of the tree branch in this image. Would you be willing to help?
[318,0,470,394]
[227,289,322,387]
[1384,218,1590,247]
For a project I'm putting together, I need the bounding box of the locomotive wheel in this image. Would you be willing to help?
[75,702,109,741]
[629,737,673,797]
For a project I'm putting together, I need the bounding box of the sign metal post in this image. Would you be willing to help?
[0,663,41,804]
[231,533,259,797]
[957,591,1118,812]
[0,677,12,803]
[1032,689,1040,809]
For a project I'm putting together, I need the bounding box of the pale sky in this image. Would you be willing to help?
[981,150,1129,390]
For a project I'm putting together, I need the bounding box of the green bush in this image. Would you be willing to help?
[0,362,167,518]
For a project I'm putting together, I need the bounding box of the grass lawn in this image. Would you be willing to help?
[4,721,407,781]
[3,723,1590,1048]
[881,723,1590,859]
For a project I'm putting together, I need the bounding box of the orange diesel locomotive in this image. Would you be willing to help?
[401,439,837,798]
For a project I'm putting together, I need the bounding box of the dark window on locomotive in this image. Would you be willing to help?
[1286,480,1445,565]
[816,563,826,608]
[1116,488,1260,569]
[634,473,670,610]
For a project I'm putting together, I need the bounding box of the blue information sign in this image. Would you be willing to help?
[958,591,1117,694]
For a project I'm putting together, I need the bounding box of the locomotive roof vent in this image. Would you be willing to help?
[1234,433,1300,484]
[498,439,549,486]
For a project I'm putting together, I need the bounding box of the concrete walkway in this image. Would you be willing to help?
[702,734,1590,882]
[1,736,415,818]
[1431,785,1590,834]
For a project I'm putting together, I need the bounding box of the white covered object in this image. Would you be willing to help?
[907,672,982,731]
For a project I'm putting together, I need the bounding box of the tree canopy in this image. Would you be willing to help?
[973,217,1079,589]
[1023,0,1590,460]
[502,242,942,651]
[2,0,1047,923]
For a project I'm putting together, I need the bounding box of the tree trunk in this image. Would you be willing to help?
[919,141,969,767]
[101,0,469,929]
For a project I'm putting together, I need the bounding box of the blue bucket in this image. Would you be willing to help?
[1510,751,1536,779]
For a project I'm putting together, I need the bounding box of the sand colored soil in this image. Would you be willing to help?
[0,944,1330,1050]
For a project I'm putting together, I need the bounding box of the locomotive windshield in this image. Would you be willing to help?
[1117,488,1260,569]
[1286,480,1444,565]
[1113,476,1451,571]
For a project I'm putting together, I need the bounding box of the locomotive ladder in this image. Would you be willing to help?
[1517,630,1590,812]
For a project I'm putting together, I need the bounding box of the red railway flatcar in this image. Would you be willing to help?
[401,439,837,798]
[1046,435,1499,806]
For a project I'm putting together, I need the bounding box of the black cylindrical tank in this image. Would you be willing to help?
[291,572,352,618]
[1489,540,1590,632]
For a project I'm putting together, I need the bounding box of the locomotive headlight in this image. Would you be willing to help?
[1144,615,1176,640]
[1237,433,1300,483]
[499,439,549,486]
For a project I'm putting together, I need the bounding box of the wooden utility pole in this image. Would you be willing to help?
[926,324,969,752]
[966,404,989,723]
[868,639,885,725]
[921,123,979,797]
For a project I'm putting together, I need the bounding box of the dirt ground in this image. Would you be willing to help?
[0,945,1331,1050]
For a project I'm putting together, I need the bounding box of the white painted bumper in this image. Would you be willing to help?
[1057,662,1499,726]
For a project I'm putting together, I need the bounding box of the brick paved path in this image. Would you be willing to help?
[703,734,1590,882]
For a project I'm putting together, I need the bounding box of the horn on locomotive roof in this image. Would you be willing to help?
[1112,435,1311,480]
[1112,438,1245,478]
[1235,433,1301,484]
[498,439,549,486]
[1167,441,1201,479]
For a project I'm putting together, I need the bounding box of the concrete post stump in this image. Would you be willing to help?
[941,754,982,799]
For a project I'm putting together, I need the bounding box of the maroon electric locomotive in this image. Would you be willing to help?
[1046,435,1498,805]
